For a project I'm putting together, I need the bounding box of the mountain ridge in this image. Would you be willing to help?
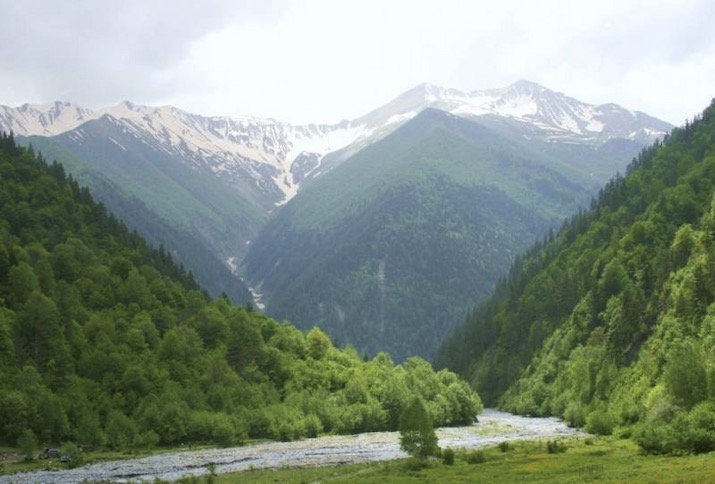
[242,107,612,360]
[0,81,672,206]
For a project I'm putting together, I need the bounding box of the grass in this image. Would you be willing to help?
[211,437,715,483]
[5,437,715,483]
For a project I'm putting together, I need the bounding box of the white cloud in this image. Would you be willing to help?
[0,0,712,124]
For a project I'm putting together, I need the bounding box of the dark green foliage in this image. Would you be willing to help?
[399,397,439,459]
[585,410,615,436]
[0,131,481,449]
[465,449,487,463]
[20,134,257,305]
[245,109,608,361]
[634,403,715,455]
[546,440,568,454]
[497,441,512,452]
[17,428,37,461]
[438,99,715,454]
[442,447,455,465]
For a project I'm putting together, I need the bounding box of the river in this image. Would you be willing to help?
[1,409,583,483]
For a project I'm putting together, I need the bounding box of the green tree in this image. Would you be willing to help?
[663,340,707,409]
[17,428,38,461]
[399,397,438,459]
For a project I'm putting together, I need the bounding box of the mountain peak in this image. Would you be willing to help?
[507,79,546,93]
[354,80,671,143]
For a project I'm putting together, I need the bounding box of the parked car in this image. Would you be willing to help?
[40,448,61,459]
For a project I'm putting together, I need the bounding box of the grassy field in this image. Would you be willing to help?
[213,437,715,483]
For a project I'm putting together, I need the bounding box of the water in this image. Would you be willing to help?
[1,409,582,483]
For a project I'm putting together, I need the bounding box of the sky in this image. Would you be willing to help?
[0,0,713,126]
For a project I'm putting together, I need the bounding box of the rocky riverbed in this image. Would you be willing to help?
[1,409,583,483]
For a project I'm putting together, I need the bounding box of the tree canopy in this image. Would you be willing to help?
[437,99,715,454]
[0,132,482,451]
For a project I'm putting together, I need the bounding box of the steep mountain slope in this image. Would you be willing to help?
[437,100,715,454]
[243,108,605,361]
[19,134,253,303]
[0,81,671,205]
[0,82,672,345]
[0,132,481,451]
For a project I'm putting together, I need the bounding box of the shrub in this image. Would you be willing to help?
[59,442,84,468]
[635,404,715,455]
[133,430,160,450]
[498,441,512,452]
[303,414,322,438]
[466,450,486,464]
[563,402,586,428]
[546,440,567,454]
[585,410,615,435]
[442,448,455,465]
[633,422,675,454]
[17,428,37,461]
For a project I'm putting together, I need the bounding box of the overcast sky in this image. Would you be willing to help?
[0,0,713,125]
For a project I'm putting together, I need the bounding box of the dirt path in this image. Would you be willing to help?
[1,409,583,483]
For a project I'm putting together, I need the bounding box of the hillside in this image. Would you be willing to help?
[0,133,480,452]
[244,108,606,361]
[0,83,671,359]
[438,99,715,454]
[19,134,254,304]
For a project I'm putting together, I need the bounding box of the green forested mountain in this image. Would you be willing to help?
[18,115,265,304]
[438,99,715,453]
[0,133,480,451]
[244,108,613,361]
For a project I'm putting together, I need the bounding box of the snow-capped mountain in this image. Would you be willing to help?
[0,81,672,207]
[357,80,672,143]
[1,101,373,205]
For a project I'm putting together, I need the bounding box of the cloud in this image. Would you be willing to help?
[0,0,712,124]
[0,0,289,106]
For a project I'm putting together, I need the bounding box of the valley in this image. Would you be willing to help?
[1,81,671,360]
[2,2,714,482]
[3,86,714,482]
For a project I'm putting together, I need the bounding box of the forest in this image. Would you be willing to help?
[438,99,715,454]
[244,108,593,362]
[0,132,481,452]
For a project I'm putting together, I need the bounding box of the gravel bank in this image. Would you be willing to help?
[2,409,583,483]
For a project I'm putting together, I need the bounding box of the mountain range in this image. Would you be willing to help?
[1,80,671,207]
[0,81,673,358]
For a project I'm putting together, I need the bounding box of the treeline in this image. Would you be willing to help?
[0,133,481,451]
[437,99,715,454]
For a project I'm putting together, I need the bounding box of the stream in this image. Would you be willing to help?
[1,409,583,483]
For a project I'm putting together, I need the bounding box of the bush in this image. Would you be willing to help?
[17,428,37,461]
[59,442,83,468]
[633,422,675,454]
[546,440,567,454]
[442,448,455,465]
[498,441,512,452]
[563,402,586,428]
[303,414,322,438]
[466,450,486,464]
[133,430,160,450]
[635,404,715,455]
[585,410,615,435]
